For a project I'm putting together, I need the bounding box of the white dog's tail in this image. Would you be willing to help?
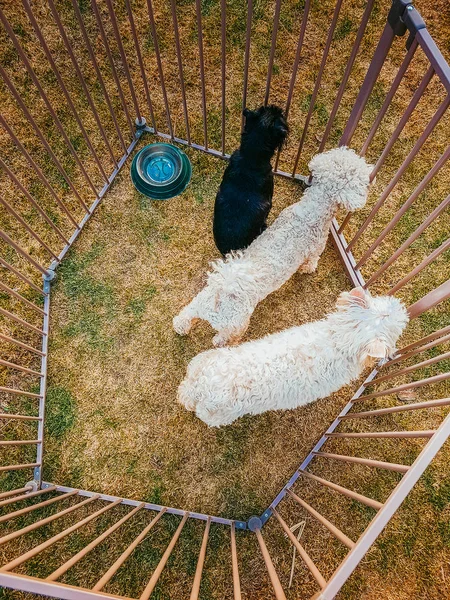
[207,252,259,297]
[177,351,215,411]
[177,377,197,411]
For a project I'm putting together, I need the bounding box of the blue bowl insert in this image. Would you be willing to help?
[131,143,192,200]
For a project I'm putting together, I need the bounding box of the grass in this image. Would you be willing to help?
[0,0,449,598]
[46,144,349,521]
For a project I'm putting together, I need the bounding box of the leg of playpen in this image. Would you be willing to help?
[230,522,242,600]
[254,527,287,600]
[241,0,253,132]
[340,23,396,147]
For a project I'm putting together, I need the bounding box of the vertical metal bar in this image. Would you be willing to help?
[230,522,242,600]
[139,513,189,600]
[0,257,47,296]
[0,490,78,524]
[34,277,50,486]
[313,451,410,473]
[326,431,435,438]
[0,282,46,315]
[0,115,79,229]
[195,0,208,149]
[370,65,435,180]
[0,65,90,213]
[360,371,450,401]
[300,471,383,510]
[271,508,326,588]
[0,486,34,501]
[320,412,450,599]
[45,0,118,168]
[0,486,56,509]
[93,508,167,591]
[90,0,135,135]
[254,527,287,600]
[0,333,42,355]
[341,398,450,419]
[386,333,450,367]
[0,385,42,397]
[1,499,123,571]
[0,358,42,376]
[46,504,145,581]
[0,229,50,277]
[0,413,42,421]
[221,0,226,155]
[124,0,157,131]
[0,6,100,197]
[0,157,69,244]
[0,493,95,546]
[291,0,344,176]
[0,462,39,473]
[364,193,450,287]
[0,332,45,356]
[21,0,110,183]
[0,306,44,335]
[360,38,418,156]
[189,517,211,600]
[273,0,311,171]
[0,440,40,446]
[319,0,376,153]
[388,238,450,295]
[144,0,173,137]
[370,351,450,385]
[263,0,282,107]
[0,572,130,599]
[241,0,253,131]
[412,20,450,93]
[340,23,396,146]
[104,0,142,121]
[396,324,450,356]
[169,0,190,142]
[408,279,450,320]
[70,0,128,152]
[0,196,59,260]
[349,95,450,252]
[283,0,311,117]
[355,144,450,267]
[285,489,355,549]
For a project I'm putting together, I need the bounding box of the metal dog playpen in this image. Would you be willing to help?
[0,0,449,597]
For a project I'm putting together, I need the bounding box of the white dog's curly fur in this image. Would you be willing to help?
[178,288,409,427]
[173,147,373,346]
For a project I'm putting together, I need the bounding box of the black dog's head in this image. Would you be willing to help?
[242,105,289,156]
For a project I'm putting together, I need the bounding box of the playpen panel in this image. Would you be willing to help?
[0,1,449,599]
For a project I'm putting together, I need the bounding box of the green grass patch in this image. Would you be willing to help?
[45,386,77,439]
[334,16,354,40]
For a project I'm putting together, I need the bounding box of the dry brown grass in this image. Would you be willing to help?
[0,0,449,598]
[46,142,350,517]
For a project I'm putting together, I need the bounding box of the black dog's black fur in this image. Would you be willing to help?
[213,105,289,256]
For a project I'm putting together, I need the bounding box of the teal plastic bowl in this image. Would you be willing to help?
[130,143,192,200]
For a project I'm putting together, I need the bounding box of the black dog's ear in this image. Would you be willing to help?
[274,118,289,148]
[243,107,257,120]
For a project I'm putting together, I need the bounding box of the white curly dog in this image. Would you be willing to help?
[173,147,373,346]
[178,287,409,427]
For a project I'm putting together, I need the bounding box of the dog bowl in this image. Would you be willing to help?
[130,143,192,200]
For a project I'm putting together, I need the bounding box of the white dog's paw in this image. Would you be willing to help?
[173,314,190,335]
[212,332,231,347]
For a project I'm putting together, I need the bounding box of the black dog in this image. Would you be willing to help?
[213,105,289,256]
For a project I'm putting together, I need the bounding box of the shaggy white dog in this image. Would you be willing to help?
[173,147,373,346]
[178,288,409,427]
